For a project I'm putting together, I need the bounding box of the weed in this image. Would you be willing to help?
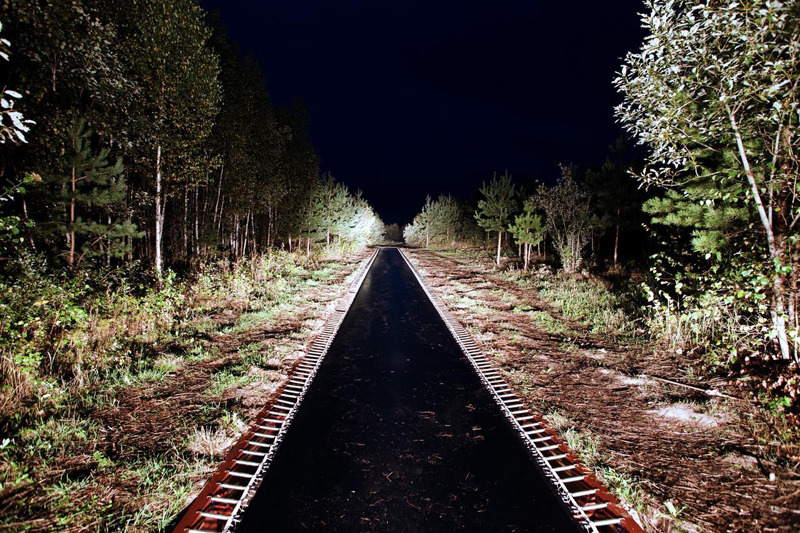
[152,355,181,375]
[188,426,231,457]
[536,275,636,336]
[656,501,688,532]
[121,454,211,531]
[17,416,99,462]
[530,310,568,335]
[598,466,645,510]
[0,249,361,529]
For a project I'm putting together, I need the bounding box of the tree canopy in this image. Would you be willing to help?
[615,0,800,361]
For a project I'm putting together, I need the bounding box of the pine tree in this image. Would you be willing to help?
[588,137,643,269]
[615,0,800,360]
[508,199,545,271]
[430,194,462,245]
[47,117,136,269]
[475,171,518,266]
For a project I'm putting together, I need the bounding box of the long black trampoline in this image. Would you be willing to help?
[236,248,579,532]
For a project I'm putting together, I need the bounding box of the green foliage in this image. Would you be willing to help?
[475,171,519,265]
[0,0,359,275]
[0,20,34,144]
[615,0,800,362]
[508,203,544,247]
[44,116,138,268]
[533,273,637,337]
[382,222,403,242]
[0,173,38,254]
[508,199,545,270]
[0,252,185,411]
[404,194,478,248]
[0,2,378,528]
[534,164,592,273]
[584,137,644,268]
[474,170,518,233]
[300,173,383,252]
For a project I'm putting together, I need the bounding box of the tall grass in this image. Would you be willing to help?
[0,247,360,530]
[0,249,344,426]
[0,256,184,421]
[531,273,639,338]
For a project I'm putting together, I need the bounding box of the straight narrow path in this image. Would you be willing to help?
[238,248,579,532]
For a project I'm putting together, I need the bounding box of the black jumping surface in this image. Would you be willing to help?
[238,248,579,532]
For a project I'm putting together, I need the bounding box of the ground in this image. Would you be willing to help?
[404,248,800,533]
[3,246,797,532]
[0,251,368,531]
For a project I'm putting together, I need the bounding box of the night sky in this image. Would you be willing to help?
[200,1,646,225]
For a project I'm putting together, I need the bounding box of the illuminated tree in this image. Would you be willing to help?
[0,21,34,144]
[615,0,800,360]
[124,0,220,277]
[508,199,545,270]
[535,164,592,273]
[475,171,518,266]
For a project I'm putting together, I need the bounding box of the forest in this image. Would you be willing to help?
[0,0,384,395]
[0,0,384,528]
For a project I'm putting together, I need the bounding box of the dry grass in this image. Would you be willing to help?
[406,248,800,532]
[0,250,369,531]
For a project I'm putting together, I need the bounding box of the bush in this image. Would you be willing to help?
[535,273,638,337]
[0,253,185,420]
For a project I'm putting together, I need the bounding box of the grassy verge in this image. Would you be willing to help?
[435,246,641,338]
[0,249,364,531]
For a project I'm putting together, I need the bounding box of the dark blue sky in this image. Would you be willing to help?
[200,1,645,225]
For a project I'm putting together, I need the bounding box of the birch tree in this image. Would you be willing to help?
[0,21,34,144]
[615,0,800,361]
[125,0,220,278]
[535,165,592,273]
[475,171,518,266]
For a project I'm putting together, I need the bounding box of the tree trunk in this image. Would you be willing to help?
[217,195,225,233]
[524,243,530,270]
[213,164,223,227]
[496,230,502,266]
[127,221,133,262]
[233,216,240,258]
[69,160,76,269]
[242,210,250,256]
[107,215,112,266]
[728,106,791,360]
[194,185,200,257]
[791,248,799,355]
[543,232,547,261]
[613,222,620,270]
[154,144,164,279]
[183,185,189,260]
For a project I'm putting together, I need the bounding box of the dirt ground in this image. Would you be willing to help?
[405,248,800,533]
[0,252,368,532]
